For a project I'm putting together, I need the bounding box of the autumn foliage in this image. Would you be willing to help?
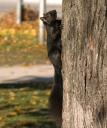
[0,7,39,37]
[0,7,48,65]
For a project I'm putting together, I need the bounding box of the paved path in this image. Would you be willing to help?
[0,65,54,84]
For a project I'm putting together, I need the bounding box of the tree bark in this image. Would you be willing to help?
[62,0,107,128]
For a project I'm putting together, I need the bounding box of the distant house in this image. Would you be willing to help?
[24,0,62,5]
[0,0,62,17]
[24,0,62,17]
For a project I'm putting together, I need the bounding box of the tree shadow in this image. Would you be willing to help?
[0,76,56,128]
[23,108,49,117]
[0,76,53,90]
[0,104,16,110]
[12,121,56,128]
[10,108,56,128]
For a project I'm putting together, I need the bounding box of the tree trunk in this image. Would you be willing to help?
[62,0,107,128]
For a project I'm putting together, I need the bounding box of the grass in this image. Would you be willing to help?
[0,35,48,66]
[0,20,48,66]
[0,82,56,128]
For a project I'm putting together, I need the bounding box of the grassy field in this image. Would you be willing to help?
[0,82,56,128]
[0,35,48,66]
[0,19,48,66]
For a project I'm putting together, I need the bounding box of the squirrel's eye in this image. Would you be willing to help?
[46,15,49,18]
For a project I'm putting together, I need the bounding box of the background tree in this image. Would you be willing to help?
[16,0,23,24]
[62,0,107,128]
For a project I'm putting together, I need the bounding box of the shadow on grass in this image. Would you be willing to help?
[0,77,57,128]
[0,76,53,89]
[11,108,56,128]
[0,104,16,110]
[24,108,49,117]
[12,121,56,128]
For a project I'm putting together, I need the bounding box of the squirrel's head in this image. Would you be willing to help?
[40,10,57,25]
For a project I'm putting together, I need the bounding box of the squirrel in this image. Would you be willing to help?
[40,10,62,127]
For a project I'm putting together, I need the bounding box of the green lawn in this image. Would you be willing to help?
[0,82,56,128]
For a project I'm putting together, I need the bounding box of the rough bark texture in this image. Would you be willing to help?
[62,0,107,128]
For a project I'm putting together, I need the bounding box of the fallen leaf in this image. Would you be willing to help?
[7,112,17,117]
